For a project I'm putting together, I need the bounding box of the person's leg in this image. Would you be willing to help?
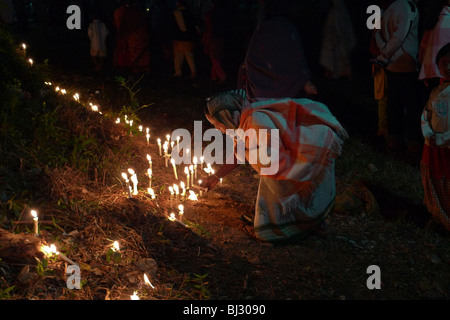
[385,70,405,152]
[173,48,184,77]
[185,50,197,79]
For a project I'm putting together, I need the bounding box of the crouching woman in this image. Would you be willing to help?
[202,91,348,244]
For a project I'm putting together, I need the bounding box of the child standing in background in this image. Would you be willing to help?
[421,43,450,232]
[88,11,109,72]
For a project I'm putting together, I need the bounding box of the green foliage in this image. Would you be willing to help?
[115,75,153,135]
[187,273,211,300]
[0,285,15,300]
[106,248,122,264]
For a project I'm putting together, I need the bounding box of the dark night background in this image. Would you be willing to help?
[4,0,387,80]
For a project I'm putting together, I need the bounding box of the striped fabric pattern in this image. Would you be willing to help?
[238,98,347,242]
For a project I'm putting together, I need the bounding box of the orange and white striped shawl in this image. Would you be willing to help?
[237,98,348,199]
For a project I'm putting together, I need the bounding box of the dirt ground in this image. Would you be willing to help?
[31,68,447,301]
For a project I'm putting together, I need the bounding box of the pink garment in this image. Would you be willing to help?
[419,6,450,80]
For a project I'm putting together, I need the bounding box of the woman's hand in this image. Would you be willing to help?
[304,81,318,96]
[202,174,220,191]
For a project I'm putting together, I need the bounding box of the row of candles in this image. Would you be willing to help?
[22,41,224,299]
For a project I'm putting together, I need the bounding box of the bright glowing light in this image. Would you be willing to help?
[144,273,155,289]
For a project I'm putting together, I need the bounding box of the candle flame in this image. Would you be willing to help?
[173,184,179,194]
[41,244,58,257]
[187,190,198,201]
[193,156,198,164]
[180,181,185,189]
[169,186,174,194]
[184,167,189,175]
[121,172,128,181]
[147,154,151,162]
[146,127,150,134]
[31,210,37,218]
[130,291,140,300]
[139,125,143,131]
[157,138,161,144]
[178,204,184,213]
[21,43,26,50]
[171,158,176,166]
[28,58,33,65]
[116,117,120,123]
[112,241,120,252]
[168,213,177,221]
[128,168,135,175]
[144,273,155,289]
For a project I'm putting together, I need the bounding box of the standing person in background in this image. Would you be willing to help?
[88,10,109,73]
[202,0,229,83]
[419,0,450,102]
[319,0,356,80]
[126,1,151,74]
[113,1,132,73]
[172,0,198,79]
[238,0,317,100]
[420,43,450,232]
[375,0,422,162]
[370,0,395,139]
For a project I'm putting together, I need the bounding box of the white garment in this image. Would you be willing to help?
[88,20,108,53]
[375,0,419,72]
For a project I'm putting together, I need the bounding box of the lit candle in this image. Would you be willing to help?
[198,180,203,197]
[146,133,150,145]
[187,190,198,201]
[166,134,170,144]
[171,159,178,180]
[31,210,39,236]
[139,125,143,132]
[193,157,198,179]
[116,117,120,124]
[146,154,152,170]
[28,58,33,66]
[21,43,26,51]
[146,127,150,134]
[148,188,156,199]
[220,178,223,185]
[176,136,180,152]
[178,204,184,223]
[189,165,194,187]
[173,184,179,200]
[169,186,174,206]
[128,169,138,195]
[157,138,162,156]
[121,172,132,198]
[180,181,186,200]
[147,168,152,188]
[163,142,169,167]
[112,241,120,252]
[144,273,155,289]
[200,156,204,171]
[130,291,140,300]
[184,167,190,189]
[41,244,77,265]
[168,212,177,222]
